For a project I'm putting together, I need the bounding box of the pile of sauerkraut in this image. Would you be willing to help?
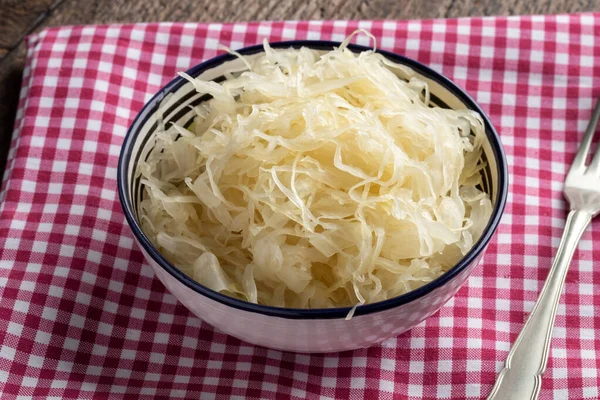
[139,33,492,314]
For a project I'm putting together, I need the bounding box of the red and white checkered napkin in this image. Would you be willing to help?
[0,14,599,400]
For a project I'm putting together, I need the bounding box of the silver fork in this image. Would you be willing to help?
[487,98,600,400]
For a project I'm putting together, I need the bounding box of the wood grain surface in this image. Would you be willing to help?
[0,0,599,180]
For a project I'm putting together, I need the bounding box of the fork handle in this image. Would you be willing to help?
[487,209,592,400]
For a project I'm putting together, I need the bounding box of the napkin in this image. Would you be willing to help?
[1,15,599,400]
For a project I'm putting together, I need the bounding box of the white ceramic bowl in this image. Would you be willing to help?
[118,41,508,353]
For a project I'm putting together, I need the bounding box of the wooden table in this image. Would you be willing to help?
[0,0,597,180]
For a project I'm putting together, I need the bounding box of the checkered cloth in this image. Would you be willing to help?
[1,14,599,400]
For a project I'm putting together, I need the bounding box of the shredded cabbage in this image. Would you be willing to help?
[139,32,493,313]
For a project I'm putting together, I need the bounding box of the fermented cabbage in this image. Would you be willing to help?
[139,32,493,314]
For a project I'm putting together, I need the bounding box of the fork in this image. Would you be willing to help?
[487,98,600,400]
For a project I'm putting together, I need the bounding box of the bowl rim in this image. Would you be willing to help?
[118,40,509,319]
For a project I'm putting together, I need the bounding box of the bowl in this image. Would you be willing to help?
[118,41,508,353]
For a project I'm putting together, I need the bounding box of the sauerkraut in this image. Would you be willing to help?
[138,32,493,313]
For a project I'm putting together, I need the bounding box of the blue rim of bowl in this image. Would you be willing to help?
[118,40,509,320]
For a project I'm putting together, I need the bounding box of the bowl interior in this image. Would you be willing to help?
[118,41,508,319]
